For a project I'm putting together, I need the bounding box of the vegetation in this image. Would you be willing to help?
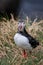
[0,16,43,65]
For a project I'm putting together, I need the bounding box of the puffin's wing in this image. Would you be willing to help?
[24,29,39,48]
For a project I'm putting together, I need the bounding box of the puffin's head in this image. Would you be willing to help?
[18,21,26,31]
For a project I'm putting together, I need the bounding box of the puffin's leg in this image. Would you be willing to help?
[22,50,28,58]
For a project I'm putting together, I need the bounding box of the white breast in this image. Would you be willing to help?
[14,33,32,50]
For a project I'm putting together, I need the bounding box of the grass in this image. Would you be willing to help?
[0,16,43,65]
[36,31,43,43]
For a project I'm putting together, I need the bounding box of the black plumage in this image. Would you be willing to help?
[14,21,40,58]
[18,28,39,48]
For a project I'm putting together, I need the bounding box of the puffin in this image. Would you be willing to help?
[14,20,39,58]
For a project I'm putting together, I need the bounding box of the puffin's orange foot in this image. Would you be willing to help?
[22,50,28,58]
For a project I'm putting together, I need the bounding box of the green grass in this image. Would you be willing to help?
[0,56,10,65]
[0,13,10,21]
[0,19,43,65]
[36,31,43,44]
[0,42,43,65]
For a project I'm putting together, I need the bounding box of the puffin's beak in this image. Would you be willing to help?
[19,25,22,29]
[20,26,22,29]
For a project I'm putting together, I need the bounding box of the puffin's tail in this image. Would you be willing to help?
[29,38,39,48]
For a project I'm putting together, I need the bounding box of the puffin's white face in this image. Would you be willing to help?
[18,22,26,31]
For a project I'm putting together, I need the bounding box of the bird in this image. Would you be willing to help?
[14,20,39,58]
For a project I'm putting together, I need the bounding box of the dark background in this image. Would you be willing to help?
[18,0,43,20]
[0,0,43,20]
